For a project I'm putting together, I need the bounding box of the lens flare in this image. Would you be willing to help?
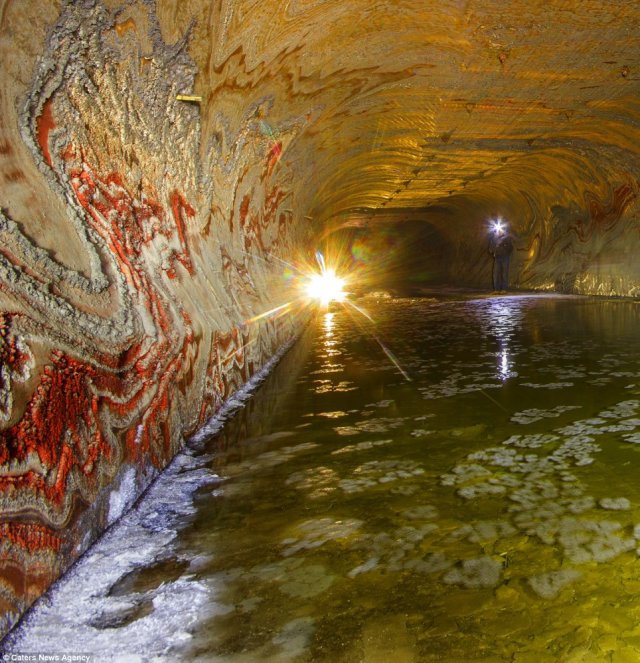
[305,269,346,305]
[490,219,505,235]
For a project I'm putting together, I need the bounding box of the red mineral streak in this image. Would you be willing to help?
[36,98,56,167]
[68,156,195,282]
[197,326,251,426]
[239,194,251,235]
[0,522,62,553]
[0,351,110,503]
[266,140,283,177]
[0,156,201,516]
[239,197,266,256]
[127,312,195,465]
[264,187,286,230]
[0,314,30,379]
[587,182,636,229]
[237,186,288,261]
[63,154,201,465]
[170,190,195,274]
[0,151,265,569]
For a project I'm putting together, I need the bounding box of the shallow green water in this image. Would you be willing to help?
[173,294,640,662]
[11,292,640,662]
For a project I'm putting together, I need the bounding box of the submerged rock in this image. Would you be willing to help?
[443,556,502,588]
[280,517,363,556]
[599,497,631,511]
[528,569,582,599]
[279,565,335,598]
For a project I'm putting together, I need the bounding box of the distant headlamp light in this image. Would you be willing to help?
[490,219,506,235]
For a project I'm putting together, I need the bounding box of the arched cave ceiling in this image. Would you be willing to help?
[2,0,640,637]
[155,0,640,237]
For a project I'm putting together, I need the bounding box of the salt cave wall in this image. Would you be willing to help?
[0,0,310,636]
[5,0,640,641]
[339,150,640,296]
[425,136,640,296]
[323,147,640,296]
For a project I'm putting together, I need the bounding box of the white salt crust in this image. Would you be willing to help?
[5,343,298,660]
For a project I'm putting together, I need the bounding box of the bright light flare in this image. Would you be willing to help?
[305,269,346,305]
[490,218,506,235]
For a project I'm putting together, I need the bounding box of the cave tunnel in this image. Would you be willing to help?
[3,0,640,659]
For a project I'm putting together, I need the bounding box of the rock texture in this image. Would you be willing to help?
[0,0,309,635]
[2,0,640,637]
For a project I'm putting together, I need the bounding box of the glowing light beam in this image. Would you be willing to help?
[244,301,294,326]
[341,298,412,382]
[376,337,412,382]
[305,270,346,305]
[304,251,347,306]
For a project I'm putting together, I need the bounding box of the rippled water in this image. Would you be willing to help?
[9,293,640,662]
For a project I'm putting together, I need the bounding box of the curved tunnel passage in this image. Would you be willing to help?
[2,0,640,643]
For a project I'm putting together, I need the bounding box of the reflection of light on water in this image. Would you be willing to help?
[323,312,335,336]
[499,347,511,381]
[484,300,522,382]
[486,301,518,343]
[322,313,341,356]
[21,296,640,661]
[496,341,518,381]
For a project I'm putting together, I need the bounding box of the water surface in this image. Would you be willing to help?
[8,293,640,662]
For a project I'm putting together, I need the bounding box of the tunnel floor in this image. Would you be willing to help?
[8,292,640,661]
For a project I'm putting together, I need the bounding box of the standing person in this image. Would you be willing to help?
[488,221,514,292]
